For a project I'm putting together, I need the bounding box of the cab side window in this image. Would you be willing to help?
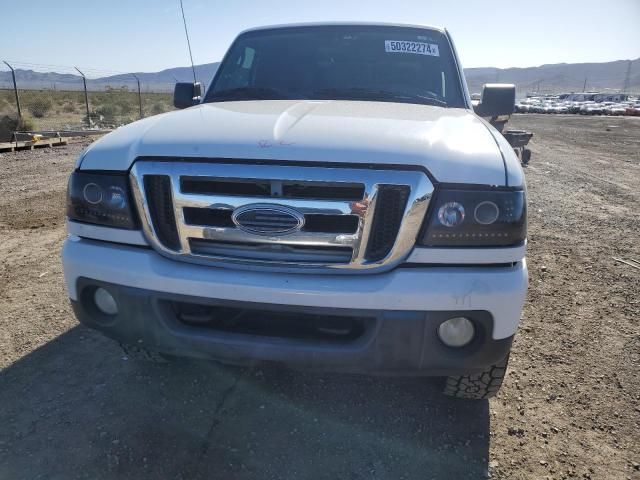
[217,46,256,90]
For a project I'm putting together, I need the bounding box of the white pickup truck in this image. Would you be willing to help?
[62,23,527,399]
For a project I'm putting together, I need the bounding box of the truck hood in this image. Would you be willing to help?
[80,100,508,185]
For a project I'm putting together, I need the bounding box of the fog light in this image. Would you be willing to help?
[94,287,118,315]
[438,317,475,347]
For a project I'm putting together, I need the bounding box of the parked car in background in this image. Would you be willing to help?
[625,104,640,116]
[515,94,639,116]
[607,104,628,116]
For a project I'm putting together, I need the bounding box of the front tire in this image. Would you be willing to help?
[443,354,510,399]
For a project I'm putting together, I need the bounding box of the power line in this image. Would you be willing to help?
[2,60,129,76]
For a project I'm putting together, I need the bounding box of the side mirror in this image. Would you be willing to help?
[173,82,203,109]
[473,84,516,118]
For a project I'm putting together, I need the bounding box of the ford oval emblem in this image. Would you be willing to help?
[232,204,305,236]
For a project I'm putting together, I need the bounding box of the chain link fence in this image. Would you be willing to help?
[0,61,176,141]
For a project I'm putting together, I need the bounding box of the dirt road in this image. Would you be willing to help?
[0,115,638,479]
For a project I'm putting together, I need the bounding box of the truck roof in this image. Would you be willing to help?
[239,22,445,36]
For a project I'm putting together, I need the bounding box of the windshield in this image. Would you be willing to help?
[205,25,466,108]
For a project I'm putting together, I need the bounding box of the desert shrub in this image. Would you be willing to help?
[90,93,109,105]
[84,113,96,125]
[63,102,76,113]
[19,116,35,131]
[0,115,18,140]
[25,96,53,118]
[0,115,35,140]
[95,104,118,122]
[0,98,11,115]
[117,100,133,115]
[151,102,165,114]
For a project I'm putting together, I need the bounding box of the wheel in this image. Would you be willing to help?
[521,148,531,165]
[443,354,510,399]
[119,342,170,363]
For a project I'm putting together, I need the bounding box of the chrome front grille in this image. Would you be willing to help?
[130,160,434,272]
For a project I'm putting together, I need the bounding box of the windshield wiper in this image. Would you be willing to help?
[410,93,448,107]
[208,86,293,102]
[312,88,447,107]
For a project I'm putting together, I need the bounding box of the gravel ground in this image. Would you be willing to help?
[0,114,638,479]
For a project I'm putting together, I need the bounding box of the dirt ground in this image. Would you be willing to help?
[0,114,638,479]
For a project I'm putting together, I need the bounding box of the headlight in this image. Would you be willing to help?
[419,188,526,247]
[66,172,137,229]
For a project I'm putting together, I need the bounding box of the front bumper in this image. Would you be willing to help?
[71,279,513,376]
[62,238,527,375]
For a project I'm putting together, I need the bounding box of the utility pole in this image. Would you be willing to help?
[75,67,91,127]
[622,60,632,93]
[582,77,587,92]
[132,73,143,119]
[3,61,22,120]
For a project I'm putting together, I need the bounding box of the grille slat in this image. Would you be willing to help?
[303,214,359,234]
[365,185,411,262]
[183,207,233,227]
[181,177,364,201]
[143,175,180,251]
[131,162,433,271]
[183,207,358,234]
[189,239,353,263]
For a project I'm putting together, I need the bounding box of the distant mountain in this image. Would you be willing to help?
[97,63,220,90]
[0,63,220,92]
[1,58,638,96]
[465,58,640,97]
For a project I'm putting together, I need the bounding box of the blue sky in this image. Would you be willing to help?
[1,0,639,74]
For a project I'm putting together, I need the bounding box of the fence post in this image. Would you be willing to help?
[132,74,143,119]
[3,61,22,120]
[74,67,91,127]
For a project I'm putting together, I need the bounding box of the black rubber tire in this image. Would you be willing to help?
[521,148,531,165]
[443,354,510,400]
[119,342,170,363]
